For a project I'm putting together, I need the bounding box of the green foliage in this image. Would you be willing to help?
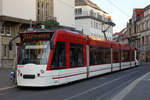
[42,19,60,28]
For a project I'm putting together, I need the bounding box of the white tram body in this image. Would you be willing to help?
[16,29,139,87]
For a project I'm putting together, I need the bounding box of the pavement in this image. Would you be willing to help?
[111,66,150,100]
[0,68,16,89]
[123,72,150,100]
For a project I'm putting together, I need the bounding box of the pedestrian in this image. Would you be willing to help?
[9,71,15,82]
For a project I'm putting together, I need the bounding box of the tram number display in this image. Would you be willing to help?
[22,33,51,40]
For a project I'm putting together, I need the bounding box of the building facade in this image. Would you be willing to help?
[36,0,75,28]
[75,0,114,40]
[127,5,150,63]
[0,0,36,68]
[138,5,150,62]
[36,0,54,22]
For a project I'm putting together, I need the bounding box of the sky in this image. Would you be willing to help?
[91,0,150,33]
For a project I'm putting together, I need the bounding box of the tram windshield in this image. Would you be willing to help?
[18,41,50,65]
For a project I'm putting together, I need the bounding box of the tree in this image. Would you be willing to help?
[42,19,60,28]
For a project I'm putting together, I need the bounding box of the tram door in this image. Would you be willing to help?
[14,43,19,70]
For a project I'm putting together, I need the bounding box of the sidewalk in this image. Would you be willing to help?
[0,68,16,89]
[123,72,150,100]
[112,68,150,100]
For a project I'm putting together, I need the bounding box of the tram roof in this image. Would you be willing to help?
[120,44,131,50]
[88,35,111,48]
[19,29,135,50]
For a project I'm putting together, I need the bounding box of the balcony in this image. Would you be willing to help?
[75,11,112,25]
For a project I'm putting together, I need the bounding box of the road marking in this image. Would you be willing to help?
[111,72,150,100]
[95,79,134,100]
[64,71,140,100]
[0,85,17,91]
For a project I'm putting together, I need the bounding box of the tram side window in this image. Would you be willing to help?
[90,46,103,65]
[127,50,130,62]
[131,50,135,61]
[51,42,66,69]
[122,50,130,62]
[90,46,111,65]
[113,48,119,63]
[70,43,83,67]
[104,48,111,63]
[121,50,125,62]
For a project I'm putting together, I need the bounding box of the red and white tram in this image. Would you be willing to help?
[16,29,139,87]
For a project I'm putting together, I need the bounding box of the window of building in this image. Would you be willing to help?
[2,44,9,58]
[148,20,150,29]
[99,23,101,30]
[1,24,5,34]
[140,24,143,32]
[46,3,48,9]
[51,42,66,69]
[142,36,144,45]
[148,36,150,45]
[137,25,140,32]
[91,20,93,28]
[90,10,94,16]
[5,24,11,35]
[0,24,11,35]
[97,13,102,20]
[96,22,98,29]
[42,3,44,8]
[102,16,105,21]
[90,46,111,65]
[75,8,82,15]
[142,23,144,31]
[37,2,40,8]
[146,35,150,45]
[70,43,84,67]
[143,22,147,30]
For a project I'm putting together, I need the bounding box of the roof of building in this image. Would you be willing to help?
[75,0,107,14]
[144,4,150,11]
[134,9,144,17]
[113,27,127,39]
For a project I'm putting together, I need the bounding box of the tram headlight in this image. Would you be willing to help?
[18,70,21,75]
[40,70,44,74]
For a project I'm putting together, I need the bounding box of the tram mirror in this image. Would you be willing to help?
[16,43,20,46]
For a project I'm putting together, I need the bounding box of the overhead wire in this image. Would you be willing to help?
[59,0,130,18]
[105,0,130,18]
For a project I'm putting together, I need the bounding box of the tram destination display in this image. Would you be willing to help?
[21,32,52,41]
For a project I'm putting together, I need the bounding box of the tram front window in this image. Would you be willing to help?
[19,41,50,65]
